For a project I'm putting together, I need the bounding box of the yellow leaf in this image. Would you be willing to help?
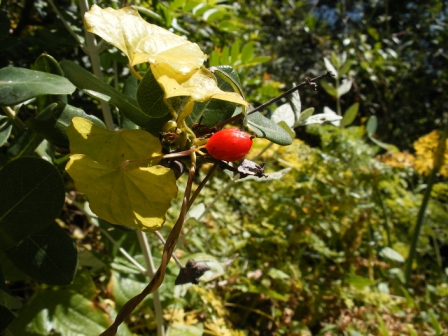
[66,154,177,231]
[67,117,162,168]
[84,5,206,75]
[152,66,248,105]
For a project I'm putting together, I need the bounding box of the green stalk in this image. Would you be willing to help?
[405,122,447,285]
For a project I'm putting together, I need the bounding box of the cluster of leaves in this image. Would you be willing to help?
[1,0,447,335]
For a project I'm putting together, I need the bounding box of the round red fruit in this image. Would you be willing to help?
[206,128,253,162]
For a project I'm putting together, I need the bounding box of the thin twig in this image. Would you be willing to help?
[214,71,334,130]
[154,231,183,268]
[187,163,218,210]
[100,152,197,336]
[2,106,26,130]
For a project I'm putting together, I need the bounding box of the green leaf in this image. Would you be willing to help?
[137,68,171,118]
[8,290,110,335]
[210,65,245,99]
[319,80,337,97]
[4,223,77,285]
[366,115,378,136]
[60,60,167,135]
[0,305,17,333]
[297,107,315,125]
[246,112,293,146]
[379,247,405,263]
[32,54,67,110]
[0,116,12,147]
[241,42,255,64]
[0,157,65,250]
[376,313,390,336]
[7,129,44,158]
[26,102,105,147]
[0,67,75,106]
[340,102,359,127]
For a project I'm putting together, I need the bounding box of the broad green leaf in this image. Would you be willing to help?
[136,67,173,118]
[0,116,12,147]
[66,154,177,230]
[0,289,21,311]
[84,5,206,75]
[67,117,162,168]
[8,290,110,335]
[340,102,359,127]
[59,60,149,126]
[32,54,67,111]
[0,157,65,250]
[26,102,105,148]
[4,223,77,285]
[0,67,76,106]
[246,112,293,146]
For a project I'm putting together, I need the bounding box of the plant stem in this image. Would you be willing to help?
[213,72,334,130]
[2,106,26,130]
[405,122,448,285]
[78,0,114,130]
[154,231,183,268]
[136,231,165,336]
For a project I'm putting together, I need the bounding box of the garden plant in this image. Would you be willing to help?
[0,1,447,335]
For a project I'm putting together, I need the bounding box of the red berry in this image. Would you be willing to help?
[206,128,253,162]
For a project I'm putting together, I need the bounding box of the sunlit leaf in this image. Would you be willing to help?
[337,78,352,97]
[152,66,248,106]
[304,107,342,126]
[66,154,177,231]
[67,117,162,168]
[84,5,206,75]
[66,118,177,231]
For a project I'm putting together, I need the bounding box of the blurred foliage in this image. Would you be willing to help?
[1,0,448,335]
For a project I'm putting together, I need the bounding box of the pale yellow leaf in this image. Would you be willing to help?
[84,5,206,75]
[66,154,178,231]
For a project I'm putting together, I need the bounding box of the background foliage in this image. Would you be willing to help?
[1,0,447,335]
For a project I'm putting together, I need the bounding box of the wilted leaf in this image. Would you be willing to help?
[84,5,206,75]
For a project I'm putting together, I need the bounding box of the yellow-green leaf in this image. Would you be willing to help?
[67,117,162,168]
[66,154,177,231]
[66,117,177,230]
[154,67,248,105]
[84,5,206,75]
